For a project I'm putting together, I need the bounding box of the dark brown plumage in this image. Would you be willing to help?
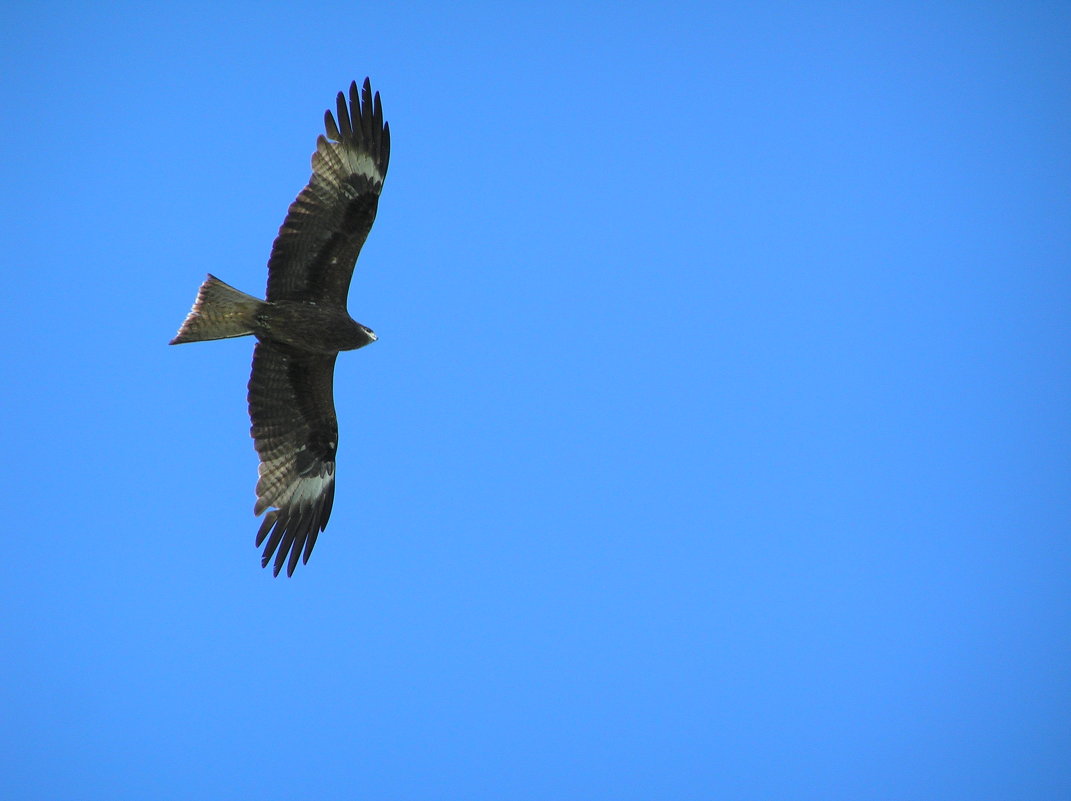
[170,78,390,576]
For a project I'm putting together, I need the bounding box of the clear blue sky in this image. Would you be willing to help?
[2,2,1069,799]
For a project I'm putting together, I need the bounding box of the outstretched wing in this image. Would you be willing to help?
[248,342,338,576]
[265,78,391,306]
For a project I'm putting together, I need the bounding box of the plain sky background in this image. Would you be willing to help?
[2,2,1069,799]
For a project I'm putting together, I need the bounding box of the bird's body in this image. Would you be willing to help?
[257,299,376,353]
[171,78,390,576]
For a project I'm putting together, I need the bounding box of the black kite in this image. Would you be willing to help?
[171,78,390,576]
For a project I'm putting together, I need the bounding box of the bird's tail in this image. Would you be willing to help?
[170,274,263,345]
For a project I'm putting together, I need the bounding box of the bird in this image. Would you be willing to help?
[170,78,390,576]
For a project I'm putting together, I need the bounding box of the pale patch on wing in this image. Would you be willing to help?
[255,460,335,515]
[290,466,334,507]
[318,137,383,184]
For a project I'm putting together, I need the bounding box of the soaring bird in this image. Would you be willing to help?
[170,78,390,576]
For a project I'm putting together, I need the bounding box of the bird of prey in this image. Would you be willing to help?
[170,78,390,576]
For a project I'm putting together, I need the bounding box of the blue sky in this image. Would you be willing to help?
[2,2,1069,798]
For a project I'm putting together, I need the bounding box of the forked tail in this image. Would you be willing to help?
[170,274,263,345]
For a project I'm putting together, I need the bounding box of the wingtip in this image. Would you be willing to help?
[325,109,340,141]
[274,545,289,577]
[335,90,352,138]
